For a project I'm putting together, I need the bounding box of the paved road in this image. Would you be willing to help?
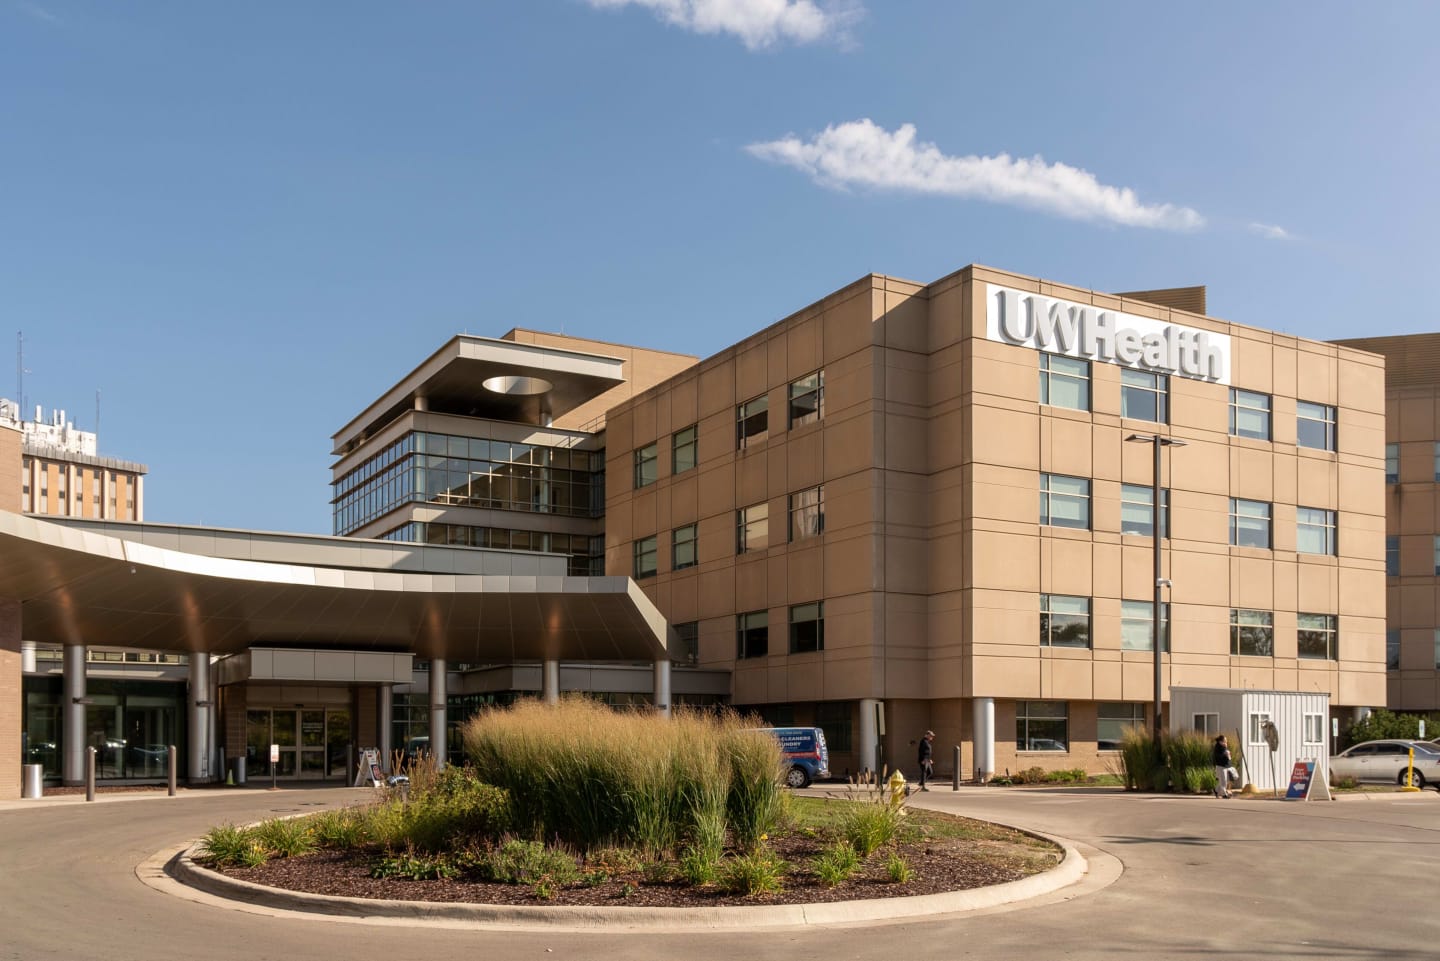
[3,785,1438,960]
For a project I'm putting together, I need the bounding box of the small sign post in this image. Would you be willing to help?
[269,743,279,791]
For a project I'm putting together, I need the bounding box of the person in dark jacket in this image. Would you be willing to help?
[1211,734,1233,798]
[918,730,935,791]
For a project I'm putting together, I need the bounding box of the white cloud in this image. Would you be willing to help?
[1248,222,1291,241]
[746,119,1205,231]
[11,1,62,24]
[582,0,860,50]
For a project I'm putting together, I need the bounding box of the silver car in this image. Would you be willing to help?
[1330,739,1440,788]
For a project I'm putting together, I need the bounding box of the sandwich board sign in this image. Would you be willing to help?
[1284,759,1332,801]
[353,748,383,787]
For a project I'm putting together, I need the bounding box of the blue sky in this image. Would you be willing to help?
[3,1,1436,533]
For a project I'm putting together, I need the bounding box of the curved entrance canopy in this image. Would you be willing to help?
[0,512,668,662]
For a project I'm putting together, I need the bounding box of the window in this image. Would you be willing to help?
[1297,613,1338,660]
[1385,443,1398,484]
[1386,630,1400,670]
[1435,442,1440,482]
[1229,498,1272,549]
[737,502,769,554]
[1249,712,1273,746]
[737,610,768,659]
[788,485,825,541]
[1434,536,1440,575]
[815,702,852,752]
[1229,388,1272,440]
[1296,507,1337,556]
[1296,401,1336,451]
[1231,609,1274,656]
[737,396,768,449]
[1120,483,1168,538]
[1387,536,1400,577]
[788,370,824,427]
[1121,369,1168,423]
[672,426,697,474]
[634,443,658,489]
[1121,600,1170,652]
[1303,714,1324,745]
[1435,629,1440,669]
[1039,354,1090,411]
[1016,701,1068,752]
[789,602,824,654]
[1040,594,1091,648]
[1040,474,1090,529]
[1097,703,1145,751]
[672,621,699,665]
[672,524,697,570]
[1192,713,1220,736]
[633,535,657,579]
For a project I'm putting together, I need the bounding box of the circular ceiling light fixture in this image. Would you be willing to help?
[482,375,553,396]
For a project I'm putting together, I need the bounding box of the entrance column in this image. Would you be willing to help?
[541,659,559,704]
[858,697,880,776]
[188,652,211,783]
[429,658,447,771]
[2,603,23,799]
[973,697,995,782]
[378,684,393,772]
[652,659,671,718]
[21,640,35,673]
[62,643,86,786]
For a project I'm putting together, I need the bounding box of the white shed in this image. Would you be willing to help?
[1169,687,1331,792]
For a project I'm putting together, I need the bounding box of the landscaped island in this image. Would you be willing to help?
[197,700,1061,907]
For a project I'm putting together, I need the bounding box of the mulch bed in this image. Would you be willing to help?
[210,821,1061,908]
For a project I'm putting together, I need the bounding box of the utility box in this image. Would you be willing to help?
[1170,687,1330,792]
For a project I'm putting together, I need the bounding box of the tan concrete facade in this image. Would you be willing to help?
[1,424,21,798]
[606,265,1387,778]
[1334,333,1440,710]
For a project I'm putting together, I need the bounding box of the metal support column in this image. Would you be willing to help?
[378,684,393,772]
[858,697,880,776]
[188,652,211,783]
[652,659,671,718]
[541,659,560,704]
[62,644,86,786]
[429,658,447,771]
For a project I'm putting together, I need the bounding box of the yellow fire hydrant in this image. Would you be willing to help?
[887,769,907,809]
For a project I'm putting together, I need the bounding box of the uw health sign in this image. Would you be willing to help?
[984,283,1231,385]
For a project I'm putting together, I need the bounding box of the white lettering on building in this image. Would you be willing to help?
[987,284,1229,384]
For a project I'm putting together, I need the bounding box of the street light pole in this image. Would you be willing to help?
[1125,433,1186,754]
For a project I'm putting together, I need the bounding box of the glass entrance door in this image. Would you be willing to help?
[245,706,351,781]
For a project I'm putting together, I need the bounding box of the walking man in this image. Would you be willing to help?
[1211,734,1233,798]
[918,730,935,791]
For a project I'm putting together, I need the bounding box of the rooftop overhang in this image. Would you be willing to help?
[333,335,626,455]
[0,512,668,663]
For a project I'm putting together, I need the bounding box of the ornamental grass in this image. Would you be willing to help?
[462,697,783,854]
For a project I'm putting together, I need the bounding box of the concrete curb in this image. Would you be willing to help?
[160,829,1087,930]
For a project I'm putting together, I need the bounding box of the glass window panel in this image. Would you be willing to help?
[672,525,697,570]
[788,371,825,428]
[1296,401,1336,451]
[789,485,825,541]
[672,426,697,474]
[1385,443,1398,483]
[788,602,824,653]
[1096,703,1146,751]
[1016,701,1069,751]
[1230,609,1275,656]
[1040,594,1091,648]
[1120,369,1167,423]
[738,396,769,449]
[737,611,769,659]
[1297,612,1337,660]
[1296,507,1336,555]
[1387,536,1400,577]
[1229,389,1273,440]
[1229,498,1272,549]
[633,536,657,578]
[1039,355,1090,411]
[738,502,769,553]
[1121,600,1170,652]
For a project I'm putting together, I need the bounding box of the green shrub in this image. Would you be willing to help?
[199,823,259,866]
[718,845,785,896]
[474,838,580,885]
[678,807,725,885]
[253,817,316,859]
[1045,768,1088,784]
[813,840,860,886]
[1118,727,1158,790]
[884,852,912,883]
[1011,766,1048,785]
[370,852,457,880]
[311,810,368,849]
[1165,730,1217,795]
[586,847,644,874]
[678,846,720,886]
[842,799,903,857]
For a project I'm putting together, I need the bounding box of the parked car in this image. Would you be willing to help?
[1330,739,1440,788]
[760,727,830,788]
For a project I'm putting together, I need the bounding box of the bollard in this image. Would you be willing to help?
[167,745,177,797]
[85,747,96,802]
[952,745,961,791]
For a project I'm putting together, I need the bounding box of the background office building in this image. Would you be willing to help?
[1332,333,1440,712]
[605,264,1388,778]
[2,399,145,521]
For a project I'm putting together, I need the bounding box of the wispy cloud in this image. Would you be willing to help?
[1248,222,1291,241]
[581,0,861,51]
[746,119,1205,231]
[12,1,63,25]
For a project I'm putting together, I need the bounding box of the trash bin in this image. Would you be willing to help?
[22,764,44,799]
[228,756,247,786]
